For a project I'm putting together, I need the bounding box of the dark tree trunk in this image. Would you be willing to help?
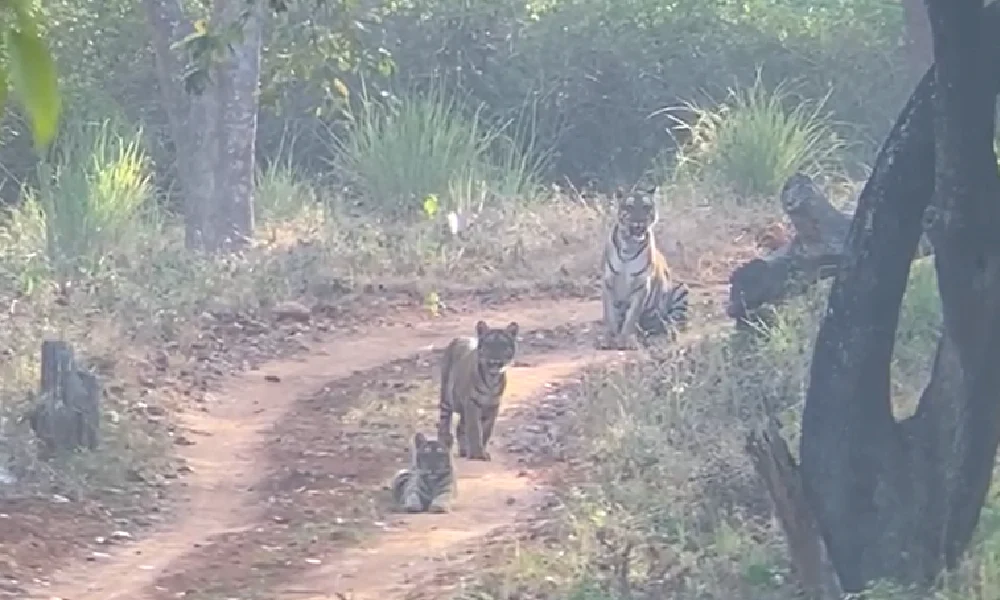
[792,0,1000,591]
[28,340,102,457]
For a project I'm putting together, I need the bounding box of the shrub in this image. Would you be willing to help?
[27,118,155,281]
[324,82,550,218]
[504,255,948,599]
[670,74,846,199]
[255,160,320,225]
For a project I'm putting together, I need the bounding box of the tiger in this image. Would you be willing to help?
[390,432,456,513]
[600,185,690,350]
[437,320,519,461]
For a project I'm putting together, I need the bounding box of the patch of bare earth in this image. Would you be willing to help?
[17,292,604,599]
[8,194,767,600]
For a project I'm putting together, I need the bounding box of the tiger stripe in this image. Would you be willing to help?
[601,185,690,349]
[437,320,519,461]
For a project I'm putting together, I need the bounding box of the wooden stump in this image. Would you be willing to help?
[745,420,843,600]
[727,172,933,325]
[28,340,101,456]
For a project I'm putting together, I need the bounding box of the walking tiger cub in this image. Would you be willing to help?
[391,432,456,513]
[601,185,690,350]
[438,320,519,461]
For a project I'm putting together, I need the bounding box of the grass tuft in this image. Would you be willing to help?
[324,81,550,218]
[669,72,845,200]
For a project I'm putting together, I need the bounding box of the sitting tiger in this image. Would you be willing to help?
[391,432,456,513]
[600,185,690,350]
[438,320,519,461]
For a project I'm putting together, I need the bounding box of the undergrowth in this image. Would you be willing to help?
[668,73,846,202]
[324,83,553,218]
[0,111,601,503]
[461,257,1000,600]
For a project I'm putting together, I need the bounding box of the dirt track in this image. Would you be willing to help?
[26,294,660,600]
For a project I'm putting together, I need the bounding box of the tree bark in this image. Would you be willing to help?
[795,0,1000,591]
[143,0,262,252]
[28,340,102,457]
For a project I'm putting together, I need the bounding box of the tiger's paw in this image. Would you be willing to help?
[468,450,492,461]
[596,333,619,350]
[616,333,640,351]
[428,504,449,514]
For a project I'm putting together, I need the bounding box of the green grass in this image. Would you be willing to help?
[669,72,846,201]
[466,253,1000,600]
[29,117,158,282]
[323,81,551,218]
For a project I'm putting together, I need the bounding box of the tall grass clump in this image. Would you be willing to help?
[325,81,548,218]
[26,118,155,280]
[255,160,321,225]
[670,73,845,200]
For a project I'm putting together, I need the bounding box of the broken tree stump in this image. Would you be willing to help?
[28,340,101,456]
[727,172,933,326]
[745,419,843,600]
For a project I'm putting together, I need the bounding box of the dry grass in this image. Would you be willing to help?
[456,254,1000,600]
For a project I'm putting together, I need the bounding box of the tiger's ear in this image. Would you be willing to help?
[475,320,490,338]
[414,432,427,448]
[505,321,519,338]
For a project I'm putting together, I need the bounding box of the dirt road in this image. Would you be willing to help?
[28,295,655,600]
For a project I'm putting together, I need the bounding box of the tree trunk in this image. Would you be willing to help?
[795,0,1000,591]
[143,0,262,252]
[28,340,102,457]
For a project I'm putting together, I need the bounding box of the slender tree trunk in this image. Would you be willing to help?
[143,0,262,252]
[797,0,1000,591]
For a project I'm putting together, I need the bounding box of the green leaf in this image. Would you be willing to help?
[0,63,10,116]
[422,194,439,219]
[5,8,61,151]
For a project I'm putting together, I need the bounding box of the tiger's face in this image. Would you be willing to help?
[615,186,659,241]
[412,432,452,471]
[475,320,519,376]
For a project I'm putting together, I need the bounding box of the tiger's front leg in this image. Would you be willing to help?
[599,283,621,350]
[616,283,647,350]
[462,403,490,461]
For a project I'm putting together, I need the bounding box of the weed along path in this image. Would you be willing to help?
[26,294,620,600]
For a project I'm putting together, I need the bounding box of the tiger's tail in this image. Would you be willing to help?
[662,281,690,329]
[390,469,413,507]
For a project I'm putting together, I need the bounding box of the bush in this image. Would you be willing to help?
[498,255,951,599]
[255,160,320,225]
[324,82,550,217]
[670,75,846,199]
[333,0,911,186]
[26,118,156,281]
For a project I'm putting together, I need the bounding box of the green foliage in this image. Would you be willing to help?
[27,118,154,280]
[325,82,549,217]
[350,0,908,183]
[515,247,946,599]
[0,0,61,150]
[255,160,320,224]
[671,75,846,198]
